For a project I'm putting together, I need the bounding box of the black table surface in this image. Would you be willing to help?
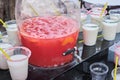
[0,33,120,80]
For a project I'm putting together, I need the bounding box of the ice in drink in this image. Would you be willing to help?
[6,20,21,46]
[0,43,13,70]
[90,62,109,80]
[19,16,79,67]
[102,15,118,41]
[82,23,99,46]
[90,7,107,21]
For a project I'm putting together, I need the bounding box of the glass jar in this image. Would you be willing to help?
[15,0,80,68]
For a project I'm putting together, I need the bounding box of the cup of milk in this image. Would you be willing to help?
[5,20,21,46]
[82,23,99,46]
[90,7,107,32]
[109,10,120,33]
[0,43,13,70]
[111,67,120,80]
[6,46,31,80]
[102,15,119,41]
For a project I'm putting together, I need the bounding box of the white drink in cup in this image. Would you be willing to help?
[82,23,99,46]
[110,14,120,33]
[111,67,120,80]
[102,15,119,41]
[5,20,21,46]
[6,47,31,80]
[0,43,13,70]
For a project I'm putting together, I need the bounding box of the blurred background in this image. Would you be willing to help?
[0,0,15,31]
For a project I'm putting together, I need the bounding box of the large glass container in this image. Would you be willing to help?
[15,0,80,68]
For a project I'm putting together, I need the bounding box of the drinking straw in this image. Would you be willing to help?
[29,3,39,16]
[114,56,119,80]
[0,19,7,28]
[100,2,108,18]
[0,48,11,61]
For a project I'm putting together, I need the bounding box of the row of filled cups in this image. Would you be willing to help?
[0,20,31,80]
[0,43,31,80]
[81,14,120,46]
[0,20,21,46]
[80,8,120,31]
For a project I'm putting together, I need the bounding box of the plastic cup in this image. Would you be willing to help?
[6,47,31,80]
[89,62,109,80]
[82,23,99,46]
[111,67,120,80]
[0,43,13,70]
[90,6,107,21]
[5,20,21,46]
[102,15,119,41]
[109,10,120,33]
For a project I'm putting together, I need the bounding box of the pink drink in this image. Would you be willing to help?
[20,16,79,67]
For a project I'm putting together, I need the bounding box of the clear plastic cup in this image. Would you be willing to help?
[6,47,31,80]
[5,20,21,46]
[111,67,120,80]
[0,43,13,70]
[89,62,109,80]
[102,15,119,41]
[109,9,120,33]
[82,23,99,46]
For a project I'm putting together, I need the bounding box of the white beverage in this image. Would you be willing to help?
[110,14,120,33]
[7,54,28,80]
[102,18,118,41]
[82,23,99,46]
[6,23,21,46]
[0,43,13,70]
[111,67,120,80]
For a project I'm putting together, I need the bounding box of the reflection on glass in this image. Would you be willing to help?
[82,44,96,59]
[101,39,114,50]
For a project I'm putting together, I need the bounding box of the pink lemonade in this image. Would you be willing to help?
[19,16,79,67]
